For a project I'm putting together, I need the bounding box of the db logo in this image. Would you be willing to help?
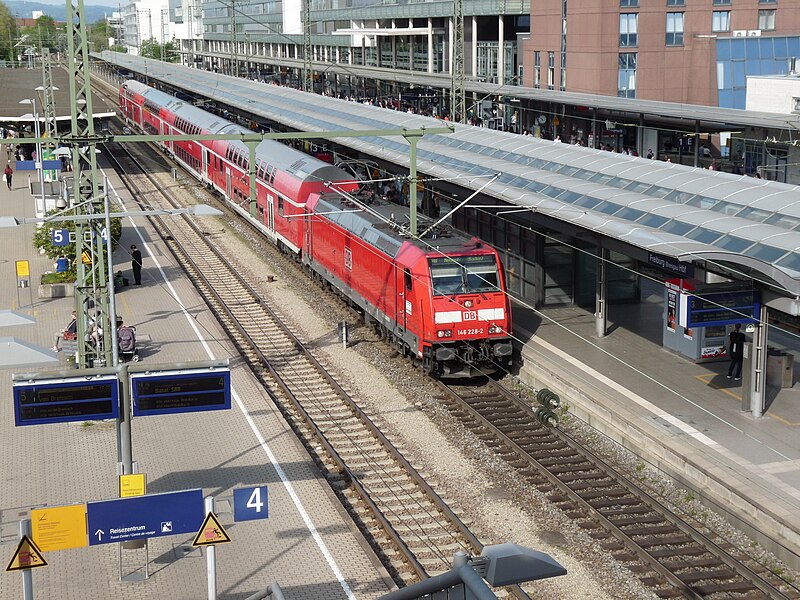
[462,311,477,321]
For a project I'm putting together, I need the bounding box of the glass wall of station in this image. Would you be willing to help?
[453,206,639,308]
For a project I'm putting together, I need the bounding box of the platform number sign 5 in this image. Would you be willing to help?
[233,486,269,522]
[52,229,70,246]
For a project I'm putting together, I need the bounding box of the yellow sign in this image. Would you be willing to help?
[119,474,146,498]
[81,251,92,265]
[192,512,231,547]
[31,504,88,553]
[15,260,29,278]
[6,536,48,571]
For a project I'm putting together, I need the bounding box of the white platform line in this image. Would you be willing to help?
[112,183,358,600]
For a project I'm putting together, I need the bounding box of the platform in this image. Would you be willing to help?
[0,162,393,598]
[514,285,800,570]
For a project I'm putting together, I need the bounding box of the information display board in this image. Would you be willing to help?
[13,376,119,426]
[131,368,231,416]
[686,290,760,328]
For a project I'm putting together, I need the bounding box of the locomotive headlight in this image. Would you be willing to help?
[464,300,473,308]
[437,329,453,338]
[488,325,502,334]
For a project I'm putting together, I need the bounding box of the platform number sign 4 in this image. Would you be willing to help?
[233,486,269,522]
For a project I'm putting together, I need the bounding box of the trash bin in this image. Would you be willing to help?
[766,351,794,389]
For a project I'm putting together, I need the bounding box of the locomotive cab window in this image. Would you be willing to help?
[464,256,500,292]
[404,268,413,291]
[430,261,465,295]
[429,256,500,296]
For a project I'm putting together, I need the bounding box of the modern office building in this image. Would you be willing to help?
[521,0,800,106]
[172,0,529,90]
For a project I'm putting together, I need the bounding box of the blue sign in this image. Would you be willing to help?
[647,252,694,278]
[87,488,204,546]
[687,290,760,328]
[14,160,61,171]
[52,229,70,246]
[13,376,119,426]
[233,486,269,522]
[131,368,231,417]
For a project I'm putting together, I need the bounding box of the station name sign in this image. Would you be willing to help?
[647,252,694,278]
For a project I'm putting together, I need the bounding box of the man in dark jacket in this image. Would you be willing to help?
[130,244,143,285]
[727,324,746,380]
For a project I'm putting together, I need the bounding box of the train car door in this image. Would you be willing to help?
[267,194,275,232]
[225,169,232,201]
[202,149,209,182]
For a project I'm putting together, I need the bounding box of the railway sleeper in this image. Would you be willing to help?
[662,557,727,571]
[621,524,684,536]
[694,581,765,595]
[677,568,738,583]
[577,488,633,500]
[587,497,643,508]
[636,535,694,547]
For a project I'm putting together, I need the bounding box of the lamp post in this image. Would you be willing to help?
[18,97,45,216]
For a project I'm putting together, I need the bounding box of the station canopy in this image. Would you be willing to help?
[99,52,800,297]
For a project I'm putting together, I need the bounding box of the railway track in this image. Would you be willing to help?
[441,378,797,599]
[101,138,531,597]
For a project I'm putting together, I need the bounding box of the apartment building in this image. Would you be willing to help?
[521,0,800,107]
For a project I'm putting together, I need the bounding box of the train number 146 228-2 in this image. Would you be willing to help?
[456,327,484,336]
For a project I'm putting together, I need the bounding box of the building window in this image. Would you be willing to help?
[666,12,684,46]
[758,9,775,30]
[547,51,555,90]
[666,0,685,5]
[620,0,638,7]
[712,0,731,5]
[759,0,776,4]
[618,52,636,98]
[534,51,541,87]
[712,11,730,32]
[620,14,638,47]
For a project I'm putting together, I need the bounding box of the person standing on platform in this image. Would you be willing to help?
[130,244,143,285]
[4,163,12,189]
[727,324,746,381]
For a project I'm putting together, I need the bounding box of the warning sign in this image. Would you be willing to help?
[6,536,48,572]
[81,251,92,265]
[31,504,88,552]
[191,512,231,547]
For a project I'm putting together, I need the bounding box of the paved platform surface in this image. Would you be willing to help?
[514,288,800,569]
[0,164,393,598]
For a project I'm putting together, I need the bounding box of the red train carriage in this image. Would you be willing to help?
[120,80,354,254]
[119,80,514,377]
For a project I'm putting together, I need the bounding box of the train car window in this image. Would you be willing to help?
[404,269,413,291]
[278,197,284,216]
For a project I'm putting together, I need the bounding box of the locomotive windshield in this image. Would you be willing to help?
[429,255,500,296]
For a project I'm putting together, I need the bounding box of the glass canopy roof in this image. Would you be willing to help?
[101,52,800,294]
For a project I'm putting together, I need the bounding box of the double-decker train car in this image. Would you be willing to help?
[119,80,514,377]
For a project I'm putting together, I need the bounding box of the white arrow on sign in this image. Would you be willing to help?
[95,529,104,541]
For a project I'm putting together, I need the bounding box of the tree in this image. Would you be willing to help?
[0,1,17,64]
[33,209,123,275]
[140,38,179,62]
[89,19,112,52]
[19,15,62,53]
